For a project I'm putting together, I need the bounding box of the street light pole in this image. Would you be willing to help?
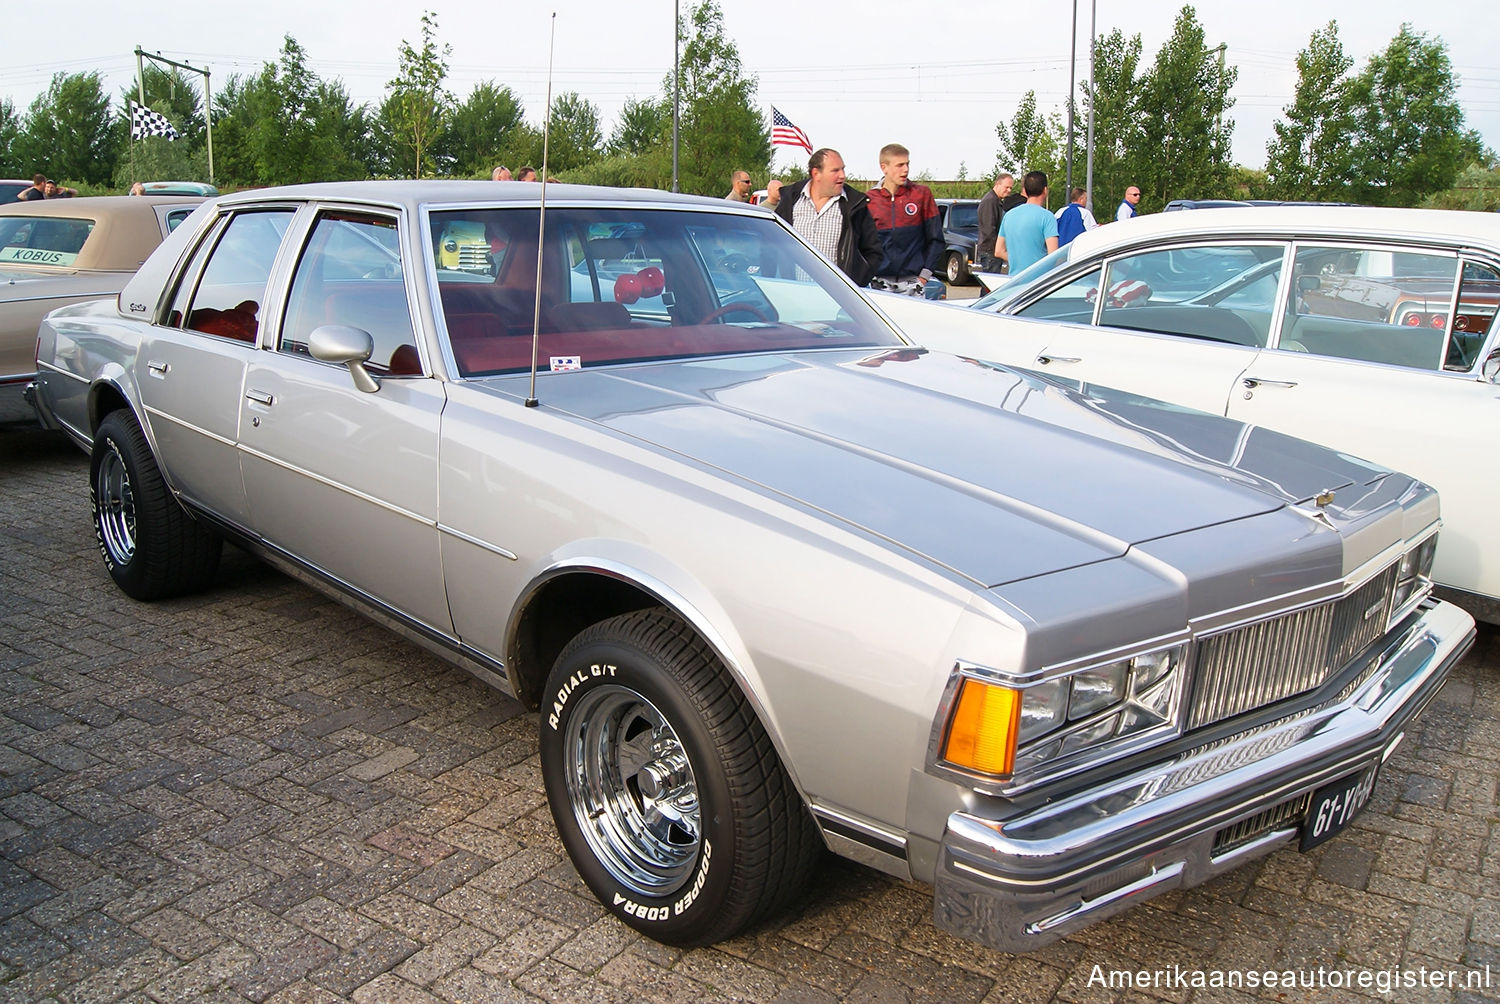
[672,0,680,193]
[1065,0,1077,196]
[1085,0,1095,212]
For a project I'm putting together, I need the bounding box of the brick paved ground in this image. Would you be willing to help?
[3,418,1498,1004]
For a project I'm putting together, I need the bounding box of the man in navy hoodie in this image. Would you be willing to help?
[865,144,943,296]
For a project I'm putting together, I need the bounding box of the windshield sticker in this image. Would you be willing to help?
[549,356,581,372]
[0,246,77,267]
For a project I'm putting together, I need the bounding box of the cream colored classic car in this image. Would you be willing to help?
[2,195,202,422]
[30,182,1473,953]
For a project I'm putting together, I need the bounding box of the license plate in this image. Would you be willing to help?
[1300,765,1378,851]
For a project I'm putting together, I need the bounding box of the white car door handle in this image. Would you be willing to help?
[1242,376,1297,389]
[1036,353,1081,365]
[245,389,275,406]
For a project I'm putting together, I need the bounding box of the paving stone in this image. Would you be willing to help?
[8,429,1500,1003]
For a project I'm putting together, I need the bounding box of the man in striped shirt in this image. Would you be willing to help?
[773,148,880,287]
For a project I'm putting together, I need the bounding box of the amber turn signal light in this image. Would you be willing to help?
[943,679,1020,776]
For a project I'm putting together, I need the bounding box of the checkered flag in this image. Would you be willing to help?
[130,100,180,141]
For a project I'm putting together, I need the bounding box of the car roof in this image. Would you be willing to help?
[212,180,738,214]
[0,195,206,271]
[1065,206,1500,260]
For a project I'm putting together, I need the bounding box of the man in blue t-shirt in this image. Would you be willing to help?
[996,171,1059,274]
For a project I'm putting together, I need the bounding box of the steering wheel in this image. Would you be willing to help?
[701,303,771,325]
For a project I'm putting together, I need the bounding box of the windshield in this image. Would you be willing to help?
[970,244,1071,310]
[429,206,904,376]
[0,214,95,268]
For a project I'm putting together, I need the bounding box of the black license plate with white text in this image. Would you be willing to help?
[1300,765,1378,851]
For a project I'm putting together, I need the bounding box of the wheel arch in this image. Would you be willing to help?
[506,558,810,799]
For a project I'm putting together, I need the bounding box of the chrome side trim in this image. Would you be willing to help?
[437,523,518,561]
[235,441,437,527]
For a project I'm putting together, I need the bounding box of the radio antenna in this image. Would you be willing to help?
[526,11,557,408]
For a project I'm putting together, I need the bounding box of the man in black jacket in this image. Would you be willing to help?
[774,149,881,287]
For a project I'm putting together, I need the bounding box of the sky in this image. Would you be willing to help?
[2,0,1494,189]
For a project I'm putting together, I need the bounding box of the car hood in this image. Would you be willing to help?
[508,349,1393,587]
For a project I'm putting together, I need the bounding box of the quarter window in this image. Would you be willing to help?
[1281,246,1459,370]
[168,210,293,343]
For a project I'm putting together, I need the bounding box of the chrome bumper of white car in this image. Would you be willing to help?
[933,598,1474,953]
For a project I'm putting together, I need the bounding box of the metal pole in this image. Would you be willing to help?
[1085,0,1095,213]
[672,0,679,193]
[204,70,213,185]
[1065,0,1077,195]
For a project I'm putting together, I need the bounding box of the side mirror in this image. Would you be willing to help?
[309,324,379,393]
[1483,348,1500,384]
[1297,275,1321,293]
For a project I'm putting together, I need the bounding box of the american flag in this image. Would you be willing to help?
[770,107,812,154]
[130,100,180,141]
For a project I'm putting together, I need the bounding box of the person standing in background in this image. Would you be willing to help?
[976,172,1014,273]
[1116,186,1141,222]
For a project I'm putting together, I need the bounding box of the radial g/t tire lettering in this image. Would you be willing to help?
[539,608,821,946]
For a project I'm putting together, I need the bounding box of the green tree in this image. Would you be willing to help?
[608,97,668,157]
[1082,27,1145,213]
[1345,25,1482,207]
[994,90,1052,174]
[1423,160,1500,212]
[441,81,525,177]
[212,36,371,187]
[1265,21,1355,200]
[16,72,119,185]
[544,92,602,174]
[1132,7,1237,210]
[664,0,769,196]
[385,10,452,177]
[0,98,20,176]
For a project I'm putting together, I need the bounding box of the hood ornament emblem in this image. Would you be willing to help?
[1314,489,1336,508]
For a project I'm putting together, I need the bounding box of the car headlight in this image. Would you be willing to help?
[936,644,1188,789]
[1391,532,1438,622]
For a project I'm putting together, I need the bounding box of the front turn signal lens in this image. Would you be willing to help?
[944,679,1020,776]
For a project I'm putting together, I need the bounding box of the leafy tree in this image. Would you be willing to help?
[994,91,1050,174]
[16,72,119,185]
[212,36,371,187]
[385,11,452,177]
[1264,21,1355,200]
[609,97,668,157]
[663,0,769,196]
[0,98,20,176]
[1081,27,1146,213]
[1345,25,1482,207]
[544,92,602,174]
[1132,7,1237,210]
[441,81,525,177]
[1423,161,1500,212]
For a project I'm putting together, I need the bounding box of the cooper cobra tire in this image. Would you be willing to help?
[90,410,222,601]
[540,608,821,947]
[945,250,969,285]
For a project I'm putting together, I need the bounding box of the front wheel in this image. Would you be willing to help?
[91,410,221,600]
[539,609,820,946]
[945,250,969,285]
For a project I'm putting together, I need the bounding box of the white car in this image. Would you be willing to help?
[876,206,1500,622]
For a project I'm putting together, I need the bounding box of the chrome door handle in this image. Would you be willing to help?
[244,389,275,406]
[146,361,169,376]
[1035,353,1081,365]
[1242,376,1297,389]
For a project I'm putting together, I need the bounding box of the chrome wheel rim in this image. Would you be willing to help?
[564,684,701,897]
[95,442,136,565]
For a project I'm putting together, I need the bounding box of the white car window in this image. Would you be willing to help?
[1020,244,1284,348]
[1282,245,1459,371]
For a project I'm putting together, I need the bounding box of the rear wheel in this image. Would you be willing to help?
[539,608,820,946]
[945,250,969,285]
[91,410,221,600]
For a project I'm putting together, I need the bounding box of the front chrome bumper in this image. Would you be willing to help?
[933,598,1474,953]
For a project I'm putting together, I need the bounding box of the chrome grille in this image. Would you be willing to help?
[1187,565,1398,731]
[456,243,491,272]
[1212,794,1311,856]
